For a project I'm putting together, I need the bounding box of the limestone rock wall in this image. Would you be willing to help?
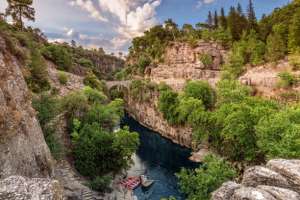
[148,41,226,91]
[0,35,53,179]
[212,159,300,200]
[127,91,193,147]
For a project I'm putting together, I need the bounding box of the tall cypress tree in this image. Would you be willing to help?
[247,0,257,30]
[5,0,35,30]
[220,7,227,29]
[214,10,219,28]
[207,11,213,28]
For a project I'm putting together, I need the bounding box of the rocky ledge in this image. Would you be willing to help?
[212,159,300,200]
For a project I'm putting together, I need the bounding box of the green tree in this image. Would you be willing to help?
[177,155,236,200]
[288,8,300,52]
[5,0,35,29]
[256,106,300,159]
[207,11,213,29]
[265,33,286,62]
[247,0,258,31]
[220,7,227,29]
[213,10,219,28]
[184,80,215,110]
[158,88,179,124]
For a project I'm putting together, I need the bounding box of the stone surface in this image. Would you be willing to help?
[0,176,63,200]
[147,41,226,91]
[212,159,300,200]
[267,159,300,193]
[0,35,53,179]
[211,181,241,200]
[242,166,290,188]
[231,187,277,200]
[257,185,300,200]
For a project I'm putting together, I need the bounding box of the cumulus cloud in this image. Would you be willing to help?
[196,0,215,8]
[69,0,161,51]
[69,0,107,21]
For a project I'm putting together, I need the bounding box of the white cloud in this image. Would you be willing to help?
[196,0,215,8]
[69,0,161,51]
[69,0,108,21]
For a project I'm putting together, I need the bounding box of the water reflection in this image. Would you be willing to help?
[122,115,198,200]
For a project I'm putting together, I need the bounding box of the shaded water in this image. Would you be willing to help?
[122,115,198,200]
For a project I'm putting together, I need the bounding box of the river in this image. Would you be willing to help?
[121,115,198,200]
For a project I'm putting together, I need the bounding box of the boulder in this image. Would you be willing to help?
[211,181,241,200]
[231,187,277,200]
[0,176,63,200]
[242,166,290,188]
[257,185,300,200]
[267,159,300,192]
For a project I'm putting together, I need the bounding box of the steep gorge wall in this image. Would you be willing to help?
[126,91,193,147]
[0,35,53,179]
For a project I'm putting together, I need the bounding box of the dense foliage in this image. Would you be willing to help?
[177,155,236,200]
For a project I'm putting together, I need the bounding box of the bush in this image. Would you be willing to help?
[83,73,105,92]
[89,176,112,192]
[58,71,68,85]
[129,80,157,102]
[137,55,151,74]
[78,58,94,68]
[83,86,107,104]
[177,155,236,200]
[27,50,51,93]
[256,106,300,159]
[44,127,63,160]
[184,80,215,110]
[277,71,297,88]
[42,44,73,71]
[199,53,213,67]
[158,88,179,124]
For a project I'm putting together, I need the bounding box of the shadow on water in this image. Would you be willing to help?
[121,114,199,200]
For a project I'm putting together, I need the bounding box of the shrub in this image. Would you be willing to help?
[176,96,204,124]
[58,71,68,85]
[44,127,63,160]
[137,55,151,74]
[42,44,73,71]
[83,73,105,92]
[277,71,297,88]
[89,175,112,192]
[256,106,300,159]
[27,50,51,93]
[177,155,236,200]
[129,80,157,102]
[83,86,107,104]
[289,54,300,70]
[158,88,179,124]
[78,58,94,68]
[184,80,215,110]
[199,53,213,67]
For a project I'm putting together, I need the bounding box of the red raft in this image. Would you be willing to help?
[119,176,141,190]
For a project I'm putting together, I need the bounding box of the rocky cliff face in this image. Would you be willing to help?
[147,41,227,91]
[0,35,54,179]
[212,159,300,200]
[127,91,193,147]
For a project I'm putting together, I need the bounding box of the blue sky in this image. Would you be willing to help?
[0,0,291,53]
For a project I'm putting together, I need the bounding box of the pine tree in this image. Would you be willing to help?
[220,7,227,29]
[214,10,219,29]
[5,0,35,30]
[266,33,286,62]
[247,0,257,31]
[288,9,300,52]
[207,11,213,28]
[237,3,243,16]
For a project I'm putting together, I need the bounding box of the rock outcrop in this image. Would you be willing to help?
[127,91,193,147]
[148,41,227,91]
[0,35,53,179]
[0,176,64,200]
[212,159,300,200]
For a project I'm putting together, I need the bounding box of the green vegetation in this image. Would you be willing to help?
[89,175,112,192]
[58,71,68,85]
[83,72,106,92]
[129,80,157,102]
[277,72,298,88]
[199,53,213,67]
[42,44,73,71]
[177,155,236,200]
